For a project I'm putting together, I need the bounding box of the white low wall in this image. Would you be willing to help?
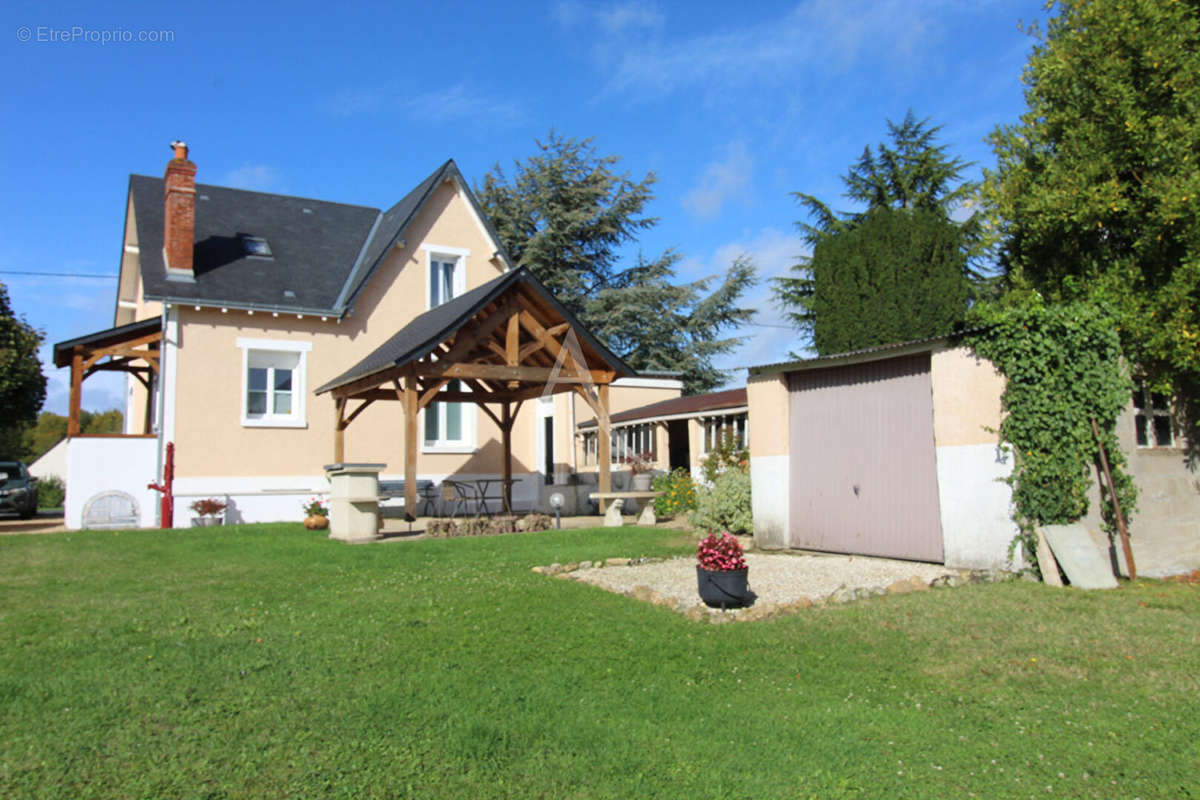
[172,471,542,527]
[65,437,160,530]
[936,443,1022,570]
[750,455,790,549]
[29,438,67,481]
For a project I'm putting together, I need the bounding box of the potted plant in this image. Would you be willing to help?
[302,496,329,530]
[623,451,656,491]
[696,531,750,609]
[190,497,226,527]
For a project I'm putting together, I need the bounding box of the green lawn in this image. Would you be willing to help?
[1,525,1197,799]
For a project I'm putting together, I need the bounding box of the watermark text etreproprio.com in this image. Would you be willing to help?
[15,25,175,44]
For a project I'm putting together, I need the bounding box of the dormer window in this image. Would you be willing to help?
[242,235,273,258]
[421,244,468,309]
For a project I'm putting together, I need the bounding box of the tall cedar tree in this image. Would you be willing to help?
[984,0,1200,419]
[773,112,981,355]
[806,207,970,355]
[0,281,46,459]
[478,133,756,394]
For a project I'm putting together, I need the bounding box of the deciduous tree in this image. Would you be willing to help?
[983,0,1200,408]
[0,282,45,459]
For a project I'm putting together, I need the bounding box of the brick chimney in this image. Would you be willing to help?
[163,140,197,278]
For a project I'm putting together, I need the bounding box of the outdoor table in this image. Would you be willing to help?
[463,478,516,516]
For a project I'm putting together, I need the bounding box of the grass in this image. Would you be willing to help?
[1,524,1198,799]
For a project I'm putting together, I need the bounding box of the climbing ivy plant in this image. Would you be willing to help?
[964,299,1138,568]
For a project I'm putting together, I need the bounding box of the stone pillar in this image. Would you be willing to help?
[324,462,385,543]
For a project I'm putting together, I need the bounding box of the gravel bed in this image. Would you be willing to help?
[574,552,957,610]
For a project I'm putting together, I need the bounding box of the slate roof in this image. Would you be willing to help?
[316,267,633,395]
[576,387,747,429]
[130,159,511,317]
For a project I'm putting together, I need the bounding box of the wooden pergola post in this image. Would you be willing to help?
[68,348,83,437]
[334,396,347,463]
[501,401,513,512]
[142,371,155,435]
[597,382,611,501]
[403,370,419,516]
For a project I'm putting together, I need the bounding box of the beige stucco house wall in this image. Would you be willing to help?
[746,373,789,548]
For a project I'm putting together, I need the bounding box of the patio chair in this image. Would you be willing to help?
[441,480,472,520]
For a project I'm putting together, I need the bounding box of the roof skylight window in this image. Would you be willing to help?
[242,236,273,258]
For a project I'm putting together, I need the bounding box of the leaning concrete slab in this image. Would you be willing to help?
[1041,523,1118,590]
[1035,528,1063,587]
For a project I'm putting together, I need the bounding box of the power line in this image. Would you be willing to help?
[0,270,117,279]
[741,321,796,330]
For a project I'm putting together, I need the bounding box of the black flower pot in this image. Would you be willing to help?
[696,566,750,609]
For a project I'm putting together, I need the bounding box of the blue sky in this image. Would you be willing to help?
[1,0,1045,414]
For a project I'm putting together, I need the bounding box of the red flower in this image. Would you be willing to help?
[697,531,746,572]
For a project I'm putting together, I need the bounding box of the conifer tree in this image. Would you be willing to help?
[479,133,756,394]
[773,112,981,355]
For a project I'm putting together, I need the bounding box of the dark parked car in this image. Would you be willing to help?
[0,462,38,519]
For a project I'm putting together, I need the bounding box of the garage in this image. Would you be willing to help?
[786,352,944,562]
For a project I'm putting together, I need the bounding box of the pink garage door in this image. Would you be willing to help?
[787,353,944,562]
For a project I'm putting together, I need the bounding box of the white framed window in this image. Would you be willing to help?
[422,379,476,453]
[236,338,311,428]
[1133,385,1175,448]
[702,413,748,454]
[422,244,469,309]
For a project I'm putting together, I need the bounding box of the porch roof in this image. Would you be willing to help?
[315,267,633,398]
[52,317,162,368]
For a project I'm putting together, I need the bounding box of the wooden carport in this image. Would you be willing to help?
[52,317,163,436]
[314,268,633,514]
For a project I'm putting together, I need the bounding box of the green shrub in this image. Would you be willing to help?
[37,475,64,510]
[699,429,748,484]
[652,468,698,517]
[689,466,752,535]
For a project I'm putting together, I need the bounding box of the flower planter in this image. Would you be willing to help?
[696,566,750,609]
[304,514,329,530]
[632,473,653,491]
[192,516,222,527]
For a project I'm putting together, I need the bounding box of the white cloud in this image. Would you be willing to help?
[582,0,947,100]
[403,84,522,123]
[682,142,754,221]
[222,164,285,193]
[324,83,521,123]
[553,0,664,33]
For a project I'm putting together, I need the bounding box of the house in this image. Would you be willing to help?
[52,142,681,529]
[746,338,1200,576]
[575,387,748,480]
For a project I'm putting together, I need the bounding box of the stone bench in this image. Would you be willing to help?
[588,491,664,527]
